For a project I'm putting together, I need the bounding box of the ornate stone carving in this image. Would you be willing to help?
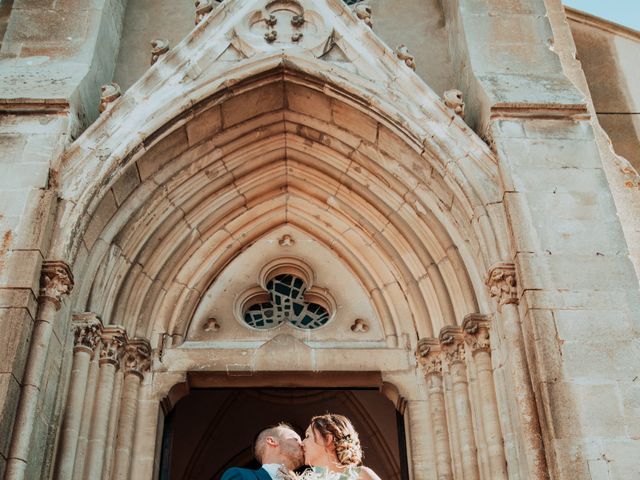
[350,318,369,333]
[463,314,491,353]
[291,15,305,27]
[439,326,466,364]
[354,4,372,28]
[416,338,442,375]
[150,38,170,65]
[444,89,465,119]
[99,327,127,367]
[238,1,332,53]
[195,0,214,25]
[123,339,152,378]
[486,262,518,309]
[396,44,416,70]
[279,234,295,247]
[264,30,278,43]
[204,317,221,333]
[73,320,102,354]
[40,261,74,310]
[99,83,121,113]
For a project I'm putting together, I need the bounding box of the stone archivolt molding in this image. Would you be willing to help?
[485,262,518,309]
[40,260,74,310]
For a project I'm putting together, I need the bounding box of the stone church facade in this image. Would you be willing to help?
[0,0,639,479]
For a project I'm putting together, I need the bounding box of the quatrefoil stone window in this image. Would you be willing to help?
[244,274,330,329]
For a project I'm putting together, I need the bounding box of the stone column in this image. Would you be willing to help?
[83,326,126,479]
[5,261,74,480]
[463,314,508,480]
[54,315,102,480]
[72,349,100,480]
[486,262,547,478]
[130,381,162,480]
[416,338,453,480]
[112,339,151,480]
[440,326,480,480]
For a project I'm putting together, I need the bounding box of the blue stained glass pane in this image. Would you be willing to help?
[243,274,330,330]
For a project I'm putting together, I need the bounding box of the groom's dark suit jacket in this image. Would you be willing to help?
[221,467,272,480]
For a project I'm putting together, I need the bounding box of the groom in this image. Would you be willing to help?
[221,423,304,480]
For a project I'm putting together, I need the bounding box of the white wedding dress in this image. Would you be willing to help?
[299,465,361,480]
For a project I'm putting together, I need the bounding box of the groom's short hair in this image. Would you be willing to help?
[254,423,294,463]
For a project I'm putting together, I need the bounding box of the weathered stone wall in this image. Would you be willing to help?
[443,0,640,478]
[568,11,640,171]
[0,0,128,476]
[0,114,68,479]
[1,1,639,479]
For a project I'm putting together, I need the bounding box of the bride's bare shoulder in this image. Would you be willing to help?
[358,466,382,480]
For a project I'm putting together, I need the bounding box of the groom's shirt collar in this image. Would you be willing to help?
[261,464,283,479]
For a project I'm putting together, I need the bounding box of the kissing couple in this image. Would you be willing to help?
[222,413,382,480]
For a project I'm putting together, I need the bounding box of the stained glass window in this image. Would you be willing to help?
[243,274,331,330]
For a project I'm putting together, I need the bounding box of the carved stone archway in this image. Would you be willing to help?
[4,1,548,480]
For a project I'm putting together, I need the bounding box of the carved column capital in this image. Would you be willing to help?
[439,326,466,364]
[72,313,103,355]
[416,338,443,375]
[463,314,491,354]
[486,262,518,309]
[123,339,152,378]
[40,261,74,310]
[99,327,127,367]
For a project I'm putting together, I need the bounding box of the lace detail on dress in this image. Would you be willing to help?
[298,466,361,480]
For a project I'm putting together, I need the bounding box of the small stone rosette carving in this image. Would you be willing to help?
[350,318,369,333]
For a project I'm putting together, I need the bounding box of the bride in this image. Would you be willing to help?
[299,414,382,480]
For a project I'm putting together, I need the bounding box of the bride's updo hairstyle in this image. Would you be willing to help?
[309,414,363,466]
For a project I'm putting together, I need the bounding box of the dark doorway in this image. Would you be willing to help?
[160,388,407,480]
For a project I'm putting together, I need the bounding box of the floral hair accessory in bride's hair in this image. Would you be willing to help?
[308,414,363,466]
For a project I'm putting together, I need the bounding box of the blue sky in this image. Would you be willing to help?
[564,1,640,31]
